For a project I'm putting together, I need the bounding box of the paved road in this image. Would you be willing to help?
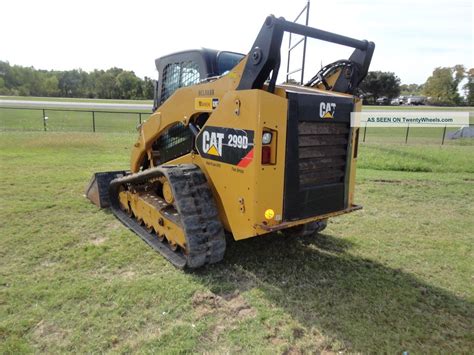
[0,99,152,111]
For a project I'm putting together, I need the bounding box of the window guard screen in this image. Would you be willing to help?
[161,61,200,103]
[152,123,194,164]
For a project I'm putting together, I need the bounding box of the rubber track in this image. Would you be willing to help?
[108,164,226,269]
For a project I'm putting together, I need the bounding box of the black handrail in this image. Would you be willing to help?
[281,18,369,50]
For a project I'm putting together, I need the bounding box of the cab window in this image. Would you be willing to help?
[161,61,200,103]
[217,52,244,75]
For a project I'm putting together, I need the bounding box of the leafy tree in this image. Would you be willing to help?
[359,71,401,104]
[423,66,465,106]
[96,71,116,99]
[463,68,474,106]
[44,76,59,97]
[142,77,155,99]
[116,71,140,99]
[284,78,299,85]
[0,60,154,100]
[0,76,7,95]
[58,70,84,97]
[400,83,423,96]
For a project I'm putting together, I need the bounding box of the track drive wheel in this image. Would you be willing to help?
[162,180,174,204]
[283,219,328,238]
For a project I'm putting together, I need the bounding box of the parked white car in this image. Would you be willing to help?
[376,97,389,105]
[407,96,426,105]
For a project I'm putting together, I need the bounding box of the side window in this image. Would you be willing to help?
[217,52,244,75]
[161,61,200,103]
[152,123,194,164]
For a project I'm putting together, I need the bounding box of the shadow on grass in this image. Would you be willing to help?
[192,232,473,352]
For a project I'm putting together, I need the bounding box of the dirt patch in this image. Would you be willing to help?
[369,179,403,184]
[368,179,446,187]
[113,325,162,351]
[192,290,256,320]
[90,236,107,246]
[32,320,69,347]
[88,265,137,281]
[292,327,305,339]
[107,220,122,230]
[192,291,220,318]
[40,260,57,268]
[193,290,257,343]
[283,347,303,355]
[269,336,286,346]
[118,270,136,279]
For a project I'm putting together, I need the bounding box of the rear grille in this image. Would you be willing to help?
[297,122,349,188]
[283,91,354,221]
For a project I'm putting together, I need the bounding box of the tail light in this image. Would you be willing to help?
[261,146,272,164]
[262,132,273,144]
[261,129,277,165]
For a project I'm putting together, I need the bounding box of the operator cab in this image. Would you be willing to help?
[153,49,244,111]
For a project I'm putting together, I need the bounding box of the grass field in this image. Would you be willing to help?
[1,97,472,143]
[1,131,473,353]
[0,95,153,105]
[0,96,151,133]
[0,108,147,133]
[2,108,465,143]
[0,96,472,110]
[363,105,474,111]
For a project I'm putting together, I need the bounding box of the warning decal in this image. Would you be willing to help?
[194,97,219,111]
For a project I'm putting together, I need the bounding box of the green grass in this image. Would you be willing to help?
[364,105,474,111]
[358,143,474,172]
[0,95,153,105]
[0,108,145,133]
[0,97,150,133]
[1,100,472,144]
[1,97,473,111]
[361,105,473,144]
[1,132,473,353]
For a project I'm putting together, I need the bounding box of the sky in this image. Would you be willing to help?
[1,0,472,85]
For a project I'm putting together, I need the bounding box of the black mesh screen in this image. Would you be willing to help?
[152,123,194,164]
[161,61,200,103]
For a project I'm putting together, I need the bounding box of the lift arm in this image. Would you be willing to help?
[237,15,375,94]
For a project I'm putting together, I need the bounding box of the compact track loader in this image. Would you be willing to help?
[86,15,375,268]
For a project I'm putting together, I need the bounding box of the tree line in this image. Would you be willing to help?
[0,61,154,100]
[1,60,473,106]
[359,65,473,106]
